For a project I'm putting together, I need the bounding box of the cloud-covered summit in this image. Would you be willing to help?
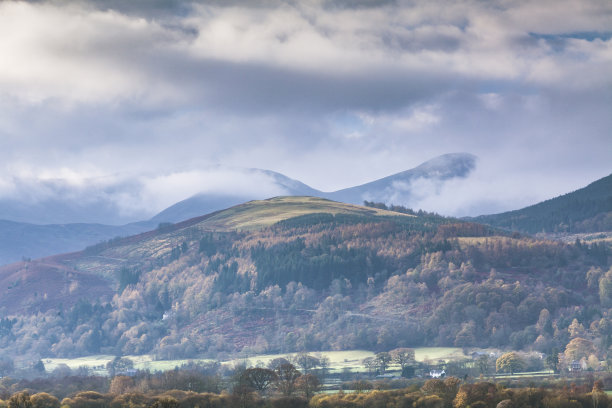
[0,153,476,225]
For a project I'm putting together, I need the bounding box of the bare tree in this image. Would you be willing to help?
[274,363,302,396]
[362,357,376,376]
[295,374,320,399]
[240,367,278,394]
[390,348,416,370]
[267,357,291,371]
[294,353,320,374]
[375,352,392,374]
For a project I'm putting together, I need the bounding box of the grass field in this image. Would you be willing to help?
[43,347,466,375]
[486,370,556,379]
[195,196,413,232]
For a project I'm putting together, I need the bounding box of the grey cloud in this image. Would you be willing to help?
[0,0,610,220]
[4,1,611,108]
[323,0,397,10]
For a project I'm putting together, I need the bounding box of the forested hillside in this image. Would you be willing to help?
[0,197,609,367]
[472,173,612,234]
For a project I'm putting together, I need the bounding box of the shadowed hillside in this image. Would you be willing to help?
[472,173,612,234]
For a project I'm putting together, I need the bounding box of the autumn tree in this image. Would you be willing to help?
[592,380,605,408]
[109,393,151,408]
[564,337,597,362]
[9,393,32,408]
[30,394,59,408]
[295,374,320,399]
[109,376,135,395]
[150,396,178,408]
[61,391,112,408]
[421,377,461,407]
[496,352,525,374]
[567,319,586,339]
[599,267,612,307]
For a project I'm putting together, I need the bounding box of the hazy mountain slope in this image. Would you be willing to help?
[0,197,608,361]
[326,152,477,205]
[151,153,477,223]
[0,256,115,315]
[0,154,476,265]
[151,170,321,223]
[60,197,415,281]
[0,220,156,266]
[472,173,612,234]
[0,198,132,226]
[0,197,414,314]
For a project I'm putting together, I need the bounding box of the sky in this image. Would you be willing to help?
[0,0,611,220]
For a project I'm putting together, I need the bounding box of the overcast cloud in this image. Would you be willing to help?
[0,0,610,218]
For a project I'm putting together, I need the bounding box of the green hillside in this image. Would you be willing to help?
[473,173,612,234]
[69,197,416,279]
[0,197,609,366]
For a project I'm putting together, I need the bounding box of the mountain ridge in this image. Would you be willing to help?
[151,153,476,223]
[0,153,475,265]
[0,197,419,314]
[0,196,608,362]
[471,172,612,234]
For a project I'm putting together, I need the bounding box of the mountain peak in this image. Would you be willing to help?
[413,152,477,179]
[327,152,478,206]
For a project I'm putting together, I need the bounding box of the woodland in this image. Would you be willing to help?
[0,207,609,370]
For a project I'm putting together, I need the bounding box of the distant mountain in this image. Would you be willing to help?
[0,196,607,361]
[0,197,415,314]
[150,169,321,223]
[325,152,476,205]
[0,153,476,265]
[152,153,477,223]
[0,220,155,265]
[472,173,612,234]
[0,178,145,225]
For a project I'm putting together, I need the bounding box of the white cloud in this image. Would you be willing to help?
[392,105,441,133]
[1,0,610,107]
[0,0,609,221]
[0,2,184,105]
[136,168,290,215]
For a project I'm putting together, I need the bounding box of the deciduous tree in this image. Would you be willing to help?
[240,367,277,394]
[564,337,597,362]
[295,374,320,399]
[390,348,416,370]
[375,352,392,374]
[9,393,32,408]
[496,352,525,374]
[30,393,59,408]
[274,363,301,396]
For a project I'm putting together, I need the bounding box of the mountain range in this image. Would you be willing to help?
[1,153,610,267]
[0,196,608,361]
[0,153,477,265]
